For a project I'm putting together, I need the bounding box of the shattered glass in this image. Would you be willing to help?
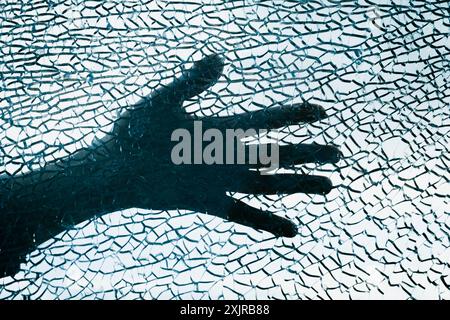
[0,0,449,299]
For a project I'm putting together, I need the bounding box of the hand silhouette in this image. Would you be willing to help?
[0,54,341,277]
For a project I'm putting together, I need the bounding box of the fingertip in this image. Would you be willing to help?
[264,214,297,238]
[293,102,328,123]
[200,53,225,68]
[192,53,225,82]
[317,145,342,164]
[277,219,298,238]
[181,53,225,99]
[320,177,333,195]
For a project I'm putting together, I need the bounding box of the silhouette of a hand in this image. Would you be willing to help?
[0,54,341,277]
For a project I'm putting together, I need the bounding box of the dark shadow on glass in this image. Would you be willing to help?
[0,54,341,277]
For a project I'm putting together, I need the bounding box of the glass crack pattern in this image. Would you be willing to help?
[0,0,449,299]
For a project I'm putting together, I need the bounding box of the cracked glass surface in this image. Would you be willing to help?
[0,0,449,299]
